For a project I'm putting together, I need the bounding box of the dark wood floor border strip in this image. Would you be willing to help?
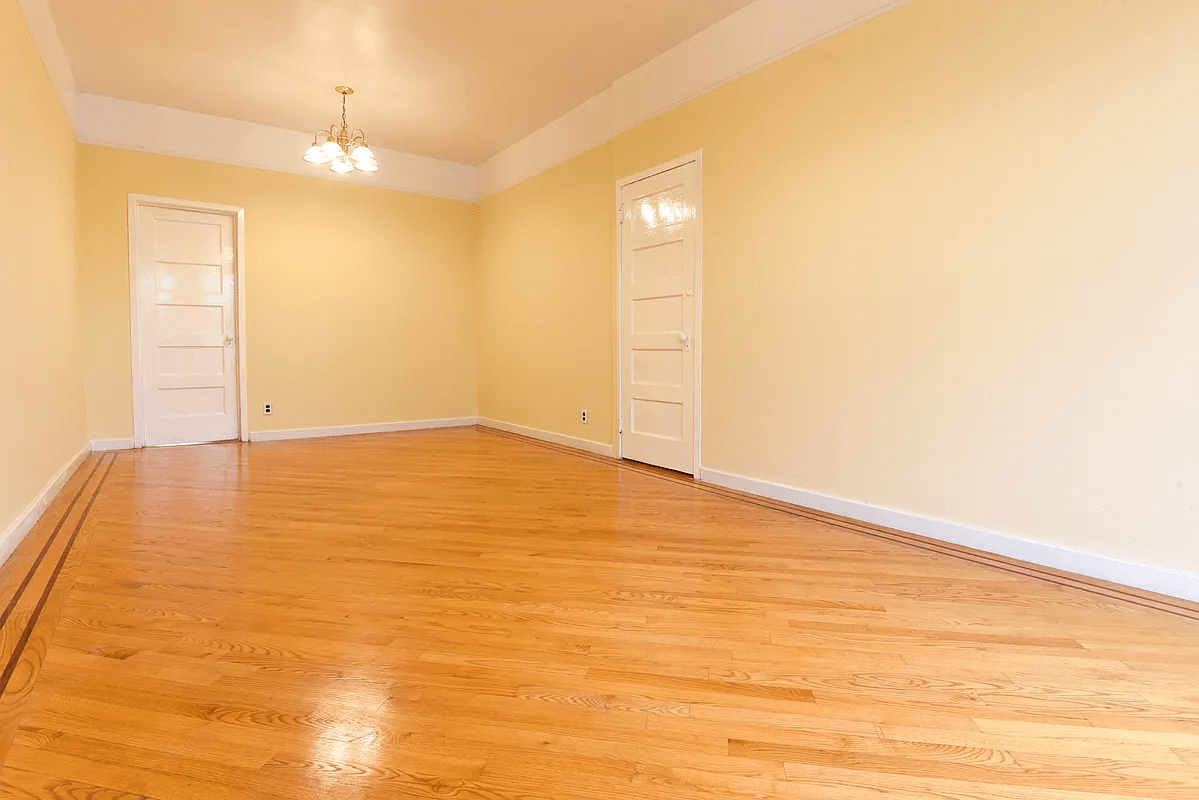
[0,453,116,697]
[487,425,1199,620]
[649,472,1199,619]
[0,455,105,632]
[474,424,1199,622]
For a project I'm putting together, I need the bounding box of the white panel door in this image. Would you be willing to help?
[135,205,239,446]
[620,161,699,473]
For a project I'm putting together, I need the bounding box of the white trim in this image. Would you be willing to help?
[128,194,250,448]
[234,209,249,444]
[617,152,702,188]
[0,443,90,566]
[478,89,614,200]
[478,0,911,197]
[616,153,704,478]
[609,0,910,136]
[22,0,906,201]
[91,438,135,452]
[126,195,143,446]
[78,95,479,202]
[15,0,77,126]
[477,418,615,458]
[699,467,1199,604]
[19,0,905,200]
[250,417,478,443]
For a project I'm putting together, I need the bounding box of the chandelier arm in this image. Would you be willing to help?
[304,86,374,172]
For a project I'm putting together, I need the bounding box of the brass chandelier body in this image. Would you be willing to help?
[303,86,378,174]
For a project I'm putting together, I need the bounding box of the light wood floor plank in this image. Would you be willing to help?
[0,428,1195,798]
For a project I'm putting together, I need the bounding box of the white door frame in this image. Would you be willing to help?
[615,151,703,476]
[127,194,249,448]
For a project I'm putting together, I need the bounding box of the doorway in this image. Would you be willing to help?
[128,195,248,447]
[617,154,702,475]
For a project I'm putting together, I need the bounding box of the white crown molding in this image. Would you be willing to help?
[16,0,77,126]
[22,0,909,202]
[478,0,912,198]
[478,89,615,201]
[16,0,477,201]
[76,95,479,202]
[699,466,1199,604]
[65,0,908,204]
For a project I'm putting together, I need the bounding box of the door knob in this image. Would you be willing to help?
[224,335,235,347]
[676,330,691,350]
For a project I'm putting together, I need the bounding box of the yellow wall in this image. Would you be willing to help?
[8,0,1199,579]
[0,1,89,540]
[78,147,478,440]
[475,145,616,445]
[476,0,1199,574]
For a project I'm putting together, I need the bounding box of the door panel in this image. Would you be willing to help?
[632,349,684,386]
[136,205,239,446]
[620,161,699,474]
[631,241,684,284]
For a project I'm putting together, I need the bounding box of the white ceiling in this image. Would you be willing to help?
[46,0,757,165]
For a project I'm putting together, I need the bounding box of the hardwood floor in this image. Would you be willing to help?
[1,426,1198,799]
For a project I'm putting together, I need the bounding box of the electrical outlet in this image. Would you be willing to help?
[581,409,588,424]
[263,403,273,415]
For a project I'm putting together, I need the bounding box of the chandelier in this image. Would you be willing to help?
[303,86,378,174]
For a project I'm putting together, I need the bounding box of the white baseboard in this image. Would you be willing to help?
[0,443,92,566]
[91,438,135,452]
[249,417,478,443]
[699,467,1199,604]
[477,418,615,458]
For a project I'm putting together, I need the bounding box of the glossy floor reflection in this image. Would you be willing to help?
[1,427,1197,799]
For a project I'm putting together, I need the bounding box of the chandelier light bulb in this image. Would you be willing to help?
[304,86,379,175]
[303,143,330,164]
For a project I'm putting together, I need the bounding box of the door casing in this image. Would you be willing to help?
[615,151,703,476]
[127,194,249,448]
